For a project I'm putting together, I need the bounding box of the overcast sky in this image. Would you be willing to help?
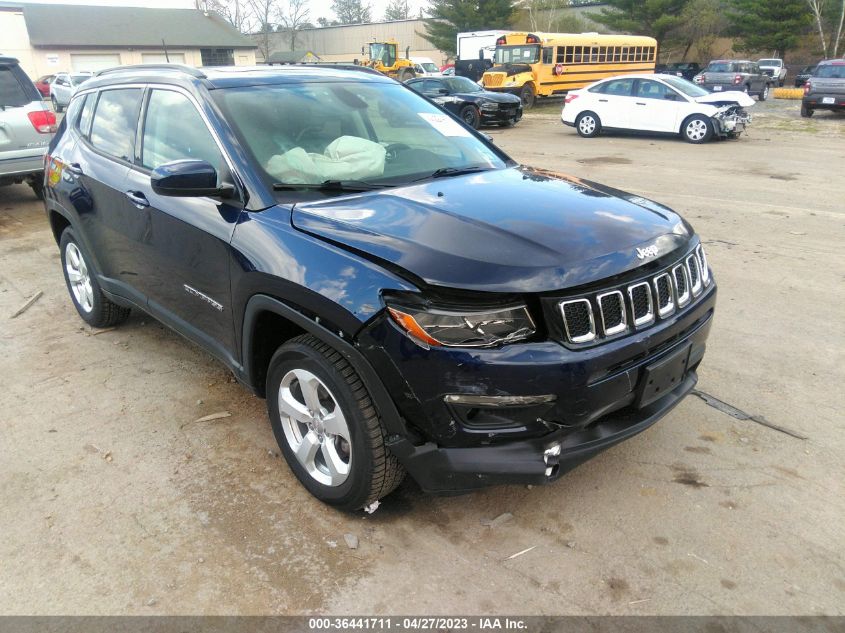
[22,0,428,27]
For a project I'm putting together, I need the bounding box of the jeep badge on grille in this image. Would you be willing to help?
[636,245,659,259]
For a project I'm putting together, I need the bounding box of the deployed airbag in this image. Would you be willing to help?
[266,136,386,184]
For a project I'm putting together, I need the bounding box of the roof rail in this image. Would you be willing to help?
[268,61,384,76]
[95,64,207,78]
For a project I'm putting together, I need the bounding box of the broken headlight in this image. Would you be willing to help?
[387,304,535,348]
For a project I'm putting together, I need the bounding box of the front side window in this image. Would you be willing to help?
[444,77,481,93]
[635,79,675,100]
[141,90,223,172]
[494,45,540,65]
[89,88,143,162]
[419,79,443,95]
[212,81,507,193]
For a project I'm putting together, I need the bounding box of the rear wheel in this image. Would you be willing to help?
[759,84,769,101]
[51,95,62,113]
[59,228,130,327]
[801,104,814,118]
[520,83,536,109]
[267,334,405,511]
[397,67,415,82]
[575,111,601,138]
[682,115,713,144]
[459,105,480,129]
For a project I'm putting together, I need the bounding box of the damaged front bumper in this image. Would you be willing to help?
[712,107,752,137]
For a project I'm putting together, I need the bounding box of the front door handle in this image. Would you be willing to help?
[125,190,149,208]
[635,102,647,105]
[598,98,609,102]
[65,162,83,175]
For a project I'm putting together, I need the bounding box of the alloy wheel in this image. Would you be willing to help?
[65,242,94,313]
[277,369,352,487]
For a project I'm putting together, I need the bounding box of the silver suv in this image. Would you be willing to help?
[49,71,93,113]
[0,56,56,199]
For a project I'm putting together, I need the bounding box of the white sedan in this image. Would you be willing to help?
[561,74,755,143]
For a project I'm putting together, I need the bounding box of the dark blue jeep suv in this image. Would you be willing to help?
[44,64,716,510]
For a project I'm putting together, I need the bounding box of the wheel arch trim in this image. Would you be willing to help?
[241,294,409,437]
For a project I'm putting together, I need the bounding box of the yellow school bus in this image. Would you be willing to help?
[481,32,658,108]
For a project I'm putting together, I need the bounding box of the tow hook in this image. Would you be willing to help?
[544,443,562,477]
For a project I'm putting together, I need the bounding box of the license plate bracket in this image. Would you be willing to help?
[822,97,835,104]
[636,343,692,408]
[713,85,722,91]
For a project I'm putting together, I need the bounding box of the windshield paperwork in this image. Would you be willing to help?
[213,82,506,195]
[494,45,540,65]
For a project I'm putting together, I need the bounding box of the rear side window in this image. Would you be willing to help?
[599,78,634,96]
[141,90,223,172]
[90,88,143,162]
[77,93,95,136]
[0,65,31,108]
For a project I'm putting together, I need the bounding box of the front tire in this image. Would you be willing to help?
[682,115,713,143]
[267,334,405,511]
[59,228,130,327]
[51,95,62,113]
[520,83,536,109]
[801,104,814,118]
[459,105,480,129]
[397,67,415,82]
[575,111,601,137]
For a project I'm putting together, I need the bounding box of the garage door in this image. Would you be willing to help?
[71,54,121,72]
[141,53,187,65]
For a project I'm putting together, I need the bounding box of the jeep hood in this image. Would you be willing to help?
[291,167,693,293]
[694,91,755,107]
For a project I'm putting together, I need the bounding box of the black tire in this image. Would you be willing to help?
[575,111,601,138]
[28,176,44,200]
[779,79,784,87]
[51,95,62,113]
[59,228,130,328]
[681,114,713,144]
[267,334,405,511]
[801,104,814,118]
[759,84,769,101]
[459,105,480,129]
[520,83,536,109]
[397,67,415,82]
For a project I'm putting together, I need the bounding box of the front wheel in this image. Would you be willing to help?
[267,334,405,511]
[51,95,62,113]
[682,115,713,144]
[459,105,480,129]
[397,67,415,82]
[575,111,601,137]
[520,83,536,109]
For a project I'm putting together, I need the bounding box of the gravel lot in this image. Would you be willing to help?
[1,98,843,616]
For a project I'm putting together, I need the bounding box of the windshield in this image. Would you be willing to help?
[494,45,540,65]
[758,59,780,66]
[213,82,506,194]
[444,76,482,93]
[816,64,845,78]
[71,74,91,85]
[369,43,396,66]
[705,62,736,73]
[661,76,709,97]
[421,62,438,73]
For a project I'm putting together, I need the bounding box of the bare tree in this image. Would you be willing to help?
[249,0,280,61]
[384,0,410,21]
[279,0,311,50]
[833,0,845,56]
[806,0,831,58]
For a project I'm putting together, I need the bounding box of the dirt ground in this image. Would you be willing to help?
[1,98,843,616]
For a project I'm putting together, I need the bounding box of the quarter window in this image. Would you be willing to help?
[141,90,223,172]
[77,93,95,136]
[89,88,143,162]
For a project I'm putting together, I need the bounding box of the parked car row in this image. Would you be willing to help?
[801,58,845,117]
[693,60,772,100]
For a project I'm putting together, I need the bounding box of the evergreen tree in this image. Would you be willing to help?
[726,0,811,58]
[423,0,518,55]
[588,0,691,46]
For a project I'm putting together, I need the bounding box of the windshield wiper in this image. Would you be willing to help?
[411,166,491,182]
[272,179,393,192]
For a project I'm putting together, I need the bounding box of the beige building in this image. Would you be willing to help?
[0,1,256,79]
[258,19,445,65]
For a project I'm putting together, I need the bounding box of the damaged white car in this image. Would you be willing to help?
[561,73,754,144]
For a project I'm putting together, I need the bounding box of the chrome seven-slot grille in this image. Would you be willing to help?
[560,244,711,344]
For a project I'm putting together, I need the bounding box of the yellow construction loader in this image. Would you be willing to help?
[362,40,416,81]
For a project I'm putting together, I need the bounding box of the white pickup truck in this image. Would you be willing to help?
[758,58,787,86]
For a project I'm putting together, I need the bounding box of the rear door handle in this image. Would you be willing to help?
[635,102,647,105]
[598,99,609,102]
[125,190,149,208]
[65,162,83,175]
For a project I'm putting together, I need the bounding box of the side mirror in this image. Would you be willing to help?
[482,133,494,143]
[438,88,449,95]
[151,159,232,198]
